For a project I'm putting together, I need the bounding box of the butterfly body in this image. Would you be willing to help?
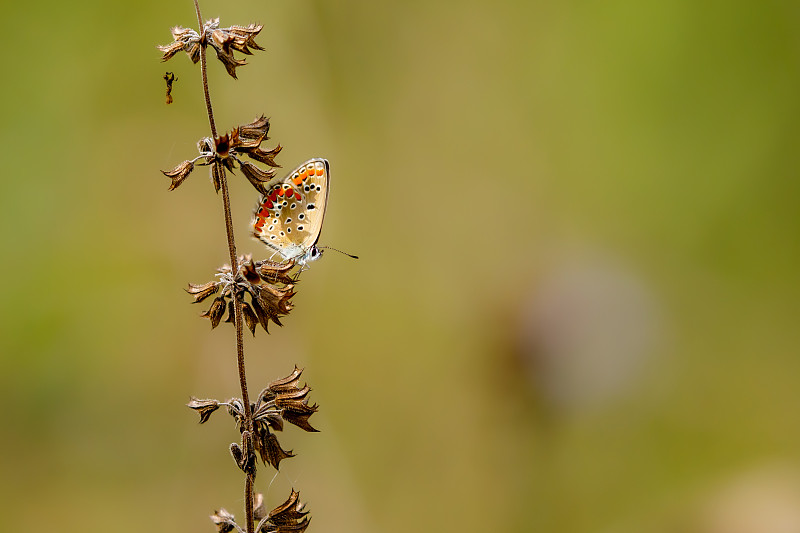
[253,158,329,268]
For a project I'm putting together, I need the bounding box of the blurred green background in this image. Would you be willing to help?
[1,0,799,531]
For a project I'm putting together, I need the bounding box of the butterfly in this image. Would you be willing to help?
[252,158,329,269]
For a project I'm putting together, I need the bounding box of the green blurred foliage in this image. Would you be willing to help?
[1,0,799,532]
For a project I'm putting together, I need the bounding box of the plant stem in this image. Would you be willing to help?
[217,172,257,533]
[195,1,255,532]
[193,0,217,138]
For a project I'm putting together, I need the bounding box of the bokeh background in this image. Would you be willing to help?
[1,0,799,532]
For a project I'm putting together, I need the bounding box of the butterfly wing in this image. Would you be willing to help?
[253,158,329,262]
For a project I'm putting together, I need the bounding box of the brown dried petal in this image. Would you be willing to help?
[211,45,247,79]
[242,302,258,335]
[157,41,186,62]
[256,410,284,432]
[256,427,294,469]
[228,24,264,53]
[254,284,295,316]
[240,160,277,183]
[276,385,311,403]
[210,28,236,54]
[250,299,272,333]
[210,508,238,533]
[239,115,270,141]
[269,367,304,393]
[186,281,219,303]
[240,260,260,283]
[161,160,195,190]
[158,26,201,63]
[257,261,296,285]
[171,25,198,41]
[204,297,227,328]
[224,300,235,323]
[280,404,319,433]
[256,386,276,405]
[212,162,223,193]
[187,397,220,424]
[230,128,264,150]
[186,42,201,63]
[240,161,275,194]
[215,134,231,158]
[269,490,307,524]
[275,517,311,533]
[244,144,282,167]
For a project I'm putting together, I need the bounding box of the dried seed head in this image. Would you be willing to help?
[186,281,220,303]
[202,297,227,329]
[224,300,236,323]
[204,19,264,78]
[267,490,310,530]
[242,302,258,335]
[215,134,231,159]
[255,426,294,470]
[161,116,280,194]
[210,508,238,533]
[211,162,223,193]
[256,261,296,285]
[187,397,221,424]
[239,115,271,141]
[158,26,201,63]
[240,257,261,284]
[267,366,304,394]
[240,161,276,194]
[191,256,296,334]
[161,160,195,191]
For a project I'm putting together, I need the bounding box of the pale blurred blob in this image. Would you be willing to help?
[693,464,800,533]
[517,250,661,412]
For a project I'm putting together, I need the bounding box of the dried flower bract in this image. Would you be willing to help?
[161,116,281,194]
[212,367,318,470]
[189,256,296,334]
[159,18,263,79]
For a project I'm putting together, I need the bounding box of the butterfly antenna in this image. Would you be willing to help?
[319,246,359,259]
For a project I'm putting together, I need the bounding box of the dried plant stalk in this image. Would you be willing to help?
[158,1,324,532]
